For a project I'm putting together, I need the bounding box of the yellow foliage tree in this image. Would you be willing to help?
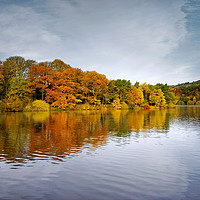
[140,82,151,101]
[127,86,144,106]
[149,89,166,107]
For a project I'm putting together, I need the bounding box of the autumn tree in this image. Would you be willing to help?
[140,82,151,102]
[45,68,85,109]
[155,83,176,104]
[127,86,144,106]
[27,65,54,100]
[149,89,166,107]
[84,71,109,104]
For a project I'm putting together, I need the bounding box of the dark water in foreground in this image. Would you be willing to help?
[0,106,200,200]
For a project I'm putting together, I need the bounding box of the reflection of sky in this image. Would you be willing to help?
[0,0,200,84]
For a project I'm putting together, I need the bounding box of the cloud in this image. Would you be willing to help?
[0,3,61,60]
[0,0,197,84]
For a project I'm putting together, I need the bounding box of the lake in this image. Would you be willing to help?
[0,106,200,200]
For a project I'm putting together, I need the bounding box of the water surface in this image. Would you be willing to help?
[0,106,200,200]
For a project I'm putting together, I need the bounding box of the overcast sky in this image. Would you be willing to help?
[0,0,199,84]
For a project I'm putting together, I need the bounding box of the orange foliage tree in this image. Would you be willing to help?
[27,65,54,100]
[45,68,86,109]
[84,71,109,104]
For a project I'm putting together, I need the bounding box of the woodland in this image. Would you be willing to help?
[0,56,199,112]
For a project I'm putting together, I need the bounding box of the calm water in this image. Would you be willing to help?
[0,106,200,200]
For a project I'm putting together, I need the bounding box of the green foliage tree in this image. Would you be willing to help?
[6,56,25,74]
[105,80,118,103]
[5,77,31,111]
[134,81,140,88]
[140,83,151,102]
[155,83,176,104]
[52,59,71,72]
[114,79,131,102]
[2,60,19,96]
[6,56,36,78]
[183,97,189,105]
[38,61,52,67]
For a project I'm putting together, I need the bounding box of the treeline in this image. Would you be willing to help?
[0,56,197,111]
[172,80,200,87]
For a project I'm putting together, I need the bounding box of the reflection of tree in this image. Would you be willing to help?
[0,108,181,163]
[0,111,110,162]
[108,109,178,138]
[128,110,144,131]
[142,109,177,133]
[187,106,200,120]
[176,106,200,122]
[0,113,29,161]
[108,110,131,137]
[146,110,167,130]
[28,111,109,157]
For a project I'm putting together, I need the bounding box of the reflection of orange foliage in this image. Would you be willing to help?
[28,111,109,156]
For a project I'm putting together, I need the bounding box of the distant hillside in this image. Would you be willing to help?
[170,80,200,88]
[170,80,200,105]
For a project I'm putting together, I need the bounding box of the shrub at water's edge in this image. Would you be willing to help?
[24,100,50,111]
